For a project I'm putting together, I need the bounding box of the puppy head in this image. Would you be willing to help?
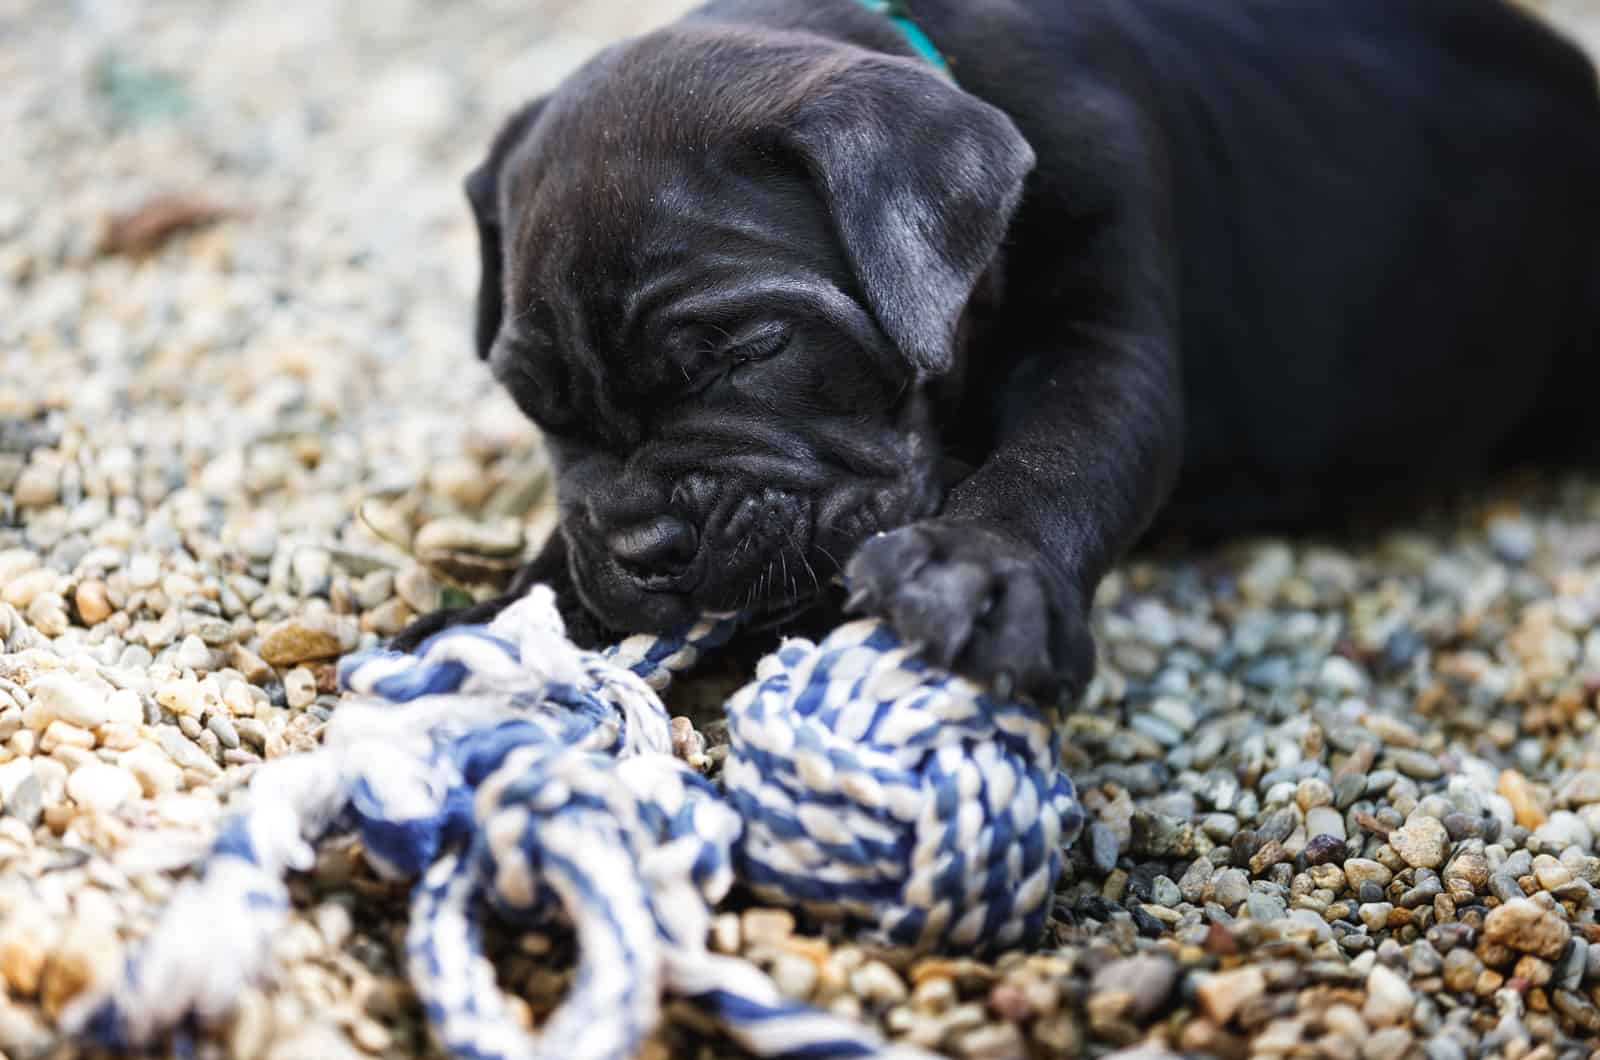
[468,25,1034,633]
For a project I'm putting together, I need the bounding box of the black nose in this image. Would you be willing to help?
[606,514,698,583]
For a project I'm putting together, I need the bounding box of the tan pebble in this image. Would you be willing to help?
[74,581,113,625]
[1513,954,1553,987]
[1390,815,1450,869]
[1342,858,1393,891]
[51,745,97,771]
[1533,859,1572,890]
[95,723,144,755]
[1194,966,1265,1025]
[1556,769,1600,808]
[1253,1018,1306,1054]
[0,926,50,995]
[284,667,317,709]
[827,994,863,1021]
[1362,964,1413,1026]
[1296,777,1333,810]
[3,569,60,609]
[314,903,353,951]
[850,960,908,1005]
[40,922,122,1017]
[229,644,274,684]
[395,565,441,613]
[741,908,795,947]
[121,744,182,796]
[39,720,94,753]
[954,1022,1026,1059]
[1444,844,1491,892]
[911,976,957,1014]
[156,676,204,717]
[771,952,819,999]
[1499,770,1549,829]
[1321,1002,1366,1039]
[359,598,412,637]
[31,672,134,729]
[258,614,356,666]
[222,679,256,717]
[0,549,41,583]
[27,594,69,637]
[1483,898,1571,960]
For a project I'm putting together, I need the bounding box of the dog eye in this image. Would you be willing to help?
[728,325,791,365]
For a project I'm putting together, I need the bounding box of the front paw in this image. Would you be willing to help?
[843,522,1094,703]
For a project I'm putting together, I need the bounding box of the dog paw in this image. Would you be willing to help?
[843,521,1094,703]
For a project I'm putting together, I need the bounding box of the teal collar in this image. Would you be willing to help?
[855,0,954,80]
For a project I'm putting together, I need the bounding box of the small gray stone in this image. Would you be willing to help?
[1212,868,1250,910]
[1150,875,1182,908]
[1089,954,1179,1021]
[1246,892,1286,922]
[1087,822,1119,876]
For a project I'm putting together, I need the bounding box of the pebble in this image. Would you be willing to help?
[1390,815,1451,869]
[30,673,139,729]
[1194,966,1265,1025]
[258,614,357,666]
[1088,955,1177,1021]
[1343,859,1393,891]
[849,961,907,1006]
[122,744,182,796]
[1482,898,1570,960]
[1087,821,1119,875]
[73,582,113,625]
[1363,964,1413,1027]
[1303,805,1350,849]
[66,762,141,813]
[1498,771,1547,829]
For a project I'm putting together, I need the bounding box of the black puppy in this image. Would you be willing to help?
[397,0,1600,701]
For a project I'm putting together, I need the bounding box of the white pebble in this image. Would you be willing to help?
[67,762,140,813]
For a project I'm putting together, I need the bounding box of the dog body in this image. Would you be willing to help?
[398,0,1600,699]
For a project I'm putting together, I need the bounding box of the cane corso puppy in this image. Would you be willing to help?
[396,0,1600,702]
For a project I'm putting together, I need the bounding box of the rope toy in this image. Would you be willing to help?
[64,585,1084,1059]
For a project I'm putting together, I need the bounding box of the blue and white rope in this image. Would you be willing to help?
[64,585,1082,1059]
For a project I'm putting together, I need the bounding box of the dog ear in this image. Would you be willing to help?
[465,99,545,360]
[781,58,1035,377]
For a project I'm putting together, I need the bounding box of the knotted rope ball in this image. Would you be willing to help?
[66,585,1083,1060]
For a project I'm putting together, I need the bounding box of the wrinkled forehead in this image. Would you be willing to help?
[499,44,854,338]
[497,24,844,274]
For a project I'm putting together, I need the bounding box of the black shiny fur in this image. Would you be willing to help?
[396,0,1600,703]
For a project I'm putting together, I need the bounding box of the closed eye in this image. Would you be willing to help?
[670,323,791,398]
[729,325,791,365]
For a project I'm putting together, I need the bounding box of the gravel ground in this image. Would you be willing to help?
[4,1,1600,1058]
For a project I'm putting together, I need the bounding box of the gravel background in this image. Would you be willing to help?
[3,1,1600,1058]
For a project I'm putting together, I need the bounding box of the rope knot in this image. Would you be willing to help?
[66,586,1081,1060]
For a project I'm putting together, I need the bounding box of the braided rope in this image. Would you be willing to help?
[64,585,1082,1059]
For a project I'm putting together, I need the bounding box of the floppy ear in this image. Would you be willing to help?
[464,100,545,360]
[781,59,1035,376]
